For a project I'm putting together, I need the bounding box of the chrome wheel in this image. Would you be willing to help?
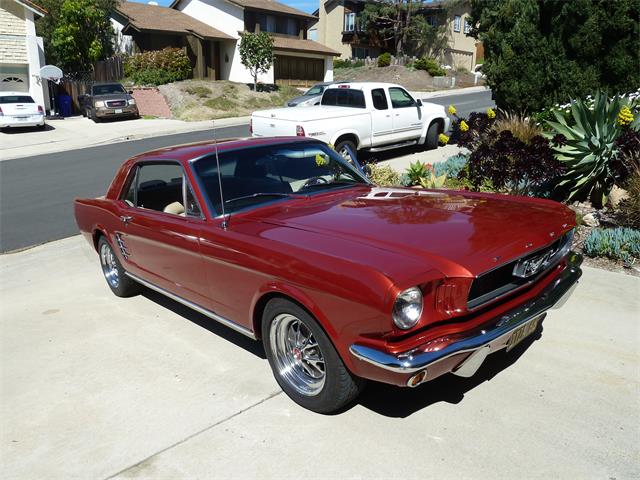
[338,146,354,163]
[100,242,119,289]
[269,313,326,396]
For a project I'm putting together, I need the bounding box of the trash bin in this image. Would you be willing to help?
[57,94,72,117]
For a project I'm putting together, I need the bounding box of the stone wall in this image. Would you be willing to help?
[131,87,172,118]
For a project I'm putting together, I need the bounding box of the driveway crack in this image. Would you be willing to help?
[104,390,283,479]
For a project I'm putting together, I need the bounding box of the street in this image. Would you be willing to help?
[0,89,494,253]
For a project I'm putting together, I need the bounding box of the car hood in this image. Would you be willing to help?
[253,186,575,278]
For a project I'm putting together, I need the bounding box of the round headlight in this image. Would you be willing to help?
[392,287,423,330]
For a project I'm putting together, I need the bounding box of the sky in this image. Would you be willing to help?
[129,0,319,14]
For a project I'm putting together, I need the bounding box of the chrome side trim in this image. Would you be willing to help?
[125,272,256,339]
[350,252,583,374]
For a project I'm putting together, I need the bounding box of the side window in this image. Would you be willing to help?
[388,87,415,108]
[122,162,202,217]
[185,183,202,217]
[371,88,388,110]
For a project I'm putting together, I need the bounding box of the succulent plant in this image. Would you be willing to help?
[546,91,639,207]
[419,172,447,189]
[405,160,429,185]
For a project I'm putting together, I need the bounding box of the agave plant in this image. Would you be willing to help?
[546,92,639,207]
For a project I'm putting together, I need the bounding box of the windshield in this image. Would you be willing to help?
[92,84,126,95]
[305,85,324,96]
[0,95,34,104]
[193,142,369,214]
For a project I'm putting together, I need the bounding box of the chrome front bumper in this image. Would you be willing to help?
[349,253,583,376]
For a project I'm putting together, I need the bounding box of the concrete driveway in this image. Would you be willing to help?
[1,236,638,479]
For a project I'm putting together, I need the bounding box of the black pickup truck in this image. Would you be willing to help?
[78,82,139,122]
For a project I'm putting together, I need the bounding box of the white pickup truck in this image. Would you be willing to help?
[251,82,450,158]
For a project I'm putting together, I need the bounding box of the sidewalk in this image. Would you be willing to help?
[0,115,250,162]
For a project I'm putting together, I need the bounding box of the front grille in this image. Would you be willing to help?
[107,100,126,108]
[467,231,573,309]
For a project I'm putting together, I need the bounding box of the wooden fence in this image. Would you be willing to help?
[57,56,125,113]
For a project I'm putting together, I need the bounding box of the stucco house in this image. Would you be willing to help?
[310,0,482,70]
[0,0,47,107]
[113,0,339,86]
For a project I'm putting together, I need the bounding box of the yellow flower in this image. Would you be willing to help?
[447,104,457,116]
[617,105,634,126]
[486,107,496,119]
[459,120,469,132]
[315,153,328,166]
[438,133,450,145]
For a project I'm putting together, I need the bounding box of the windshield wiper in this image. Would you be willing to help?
[299,181,362,192]
[224,192,304,205]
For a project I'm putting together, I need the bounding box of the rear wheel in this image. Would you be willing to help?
[262,298,365,413]
[334,139,357,165]
[97,236,140,297]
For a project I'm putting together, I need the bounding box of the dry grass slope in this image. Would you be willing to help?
[159,80,301,121]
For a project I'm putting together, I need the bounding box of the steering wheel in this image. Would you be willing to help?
[301,176,329,189]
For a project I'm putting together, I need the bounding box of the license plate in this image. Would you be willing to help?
[115,109,123,114]
[506,316,541,352]
[16,116,28,121]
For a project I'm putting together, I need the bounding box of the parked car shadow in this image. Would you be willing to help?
[140,288,266,360]
[360,145,427,164]
[354,325,544,418]
[1,123,55,133]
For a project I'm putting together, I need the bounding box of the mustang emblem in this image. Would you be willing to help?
[513,250,553,278]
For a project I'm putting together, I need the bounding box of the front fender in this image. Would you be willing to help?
[418,113,450,144]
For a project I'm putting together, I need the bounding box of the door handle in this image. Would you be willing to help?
[120,215,133,225]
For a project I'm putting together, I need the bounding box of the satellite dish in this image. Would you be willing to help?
[39,65,63,83]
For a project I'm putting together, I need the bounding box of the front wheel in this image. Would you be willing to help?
[262,298,365,413]
[424,122,440,150]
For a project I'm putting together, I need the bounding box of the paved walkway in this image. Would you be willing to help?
[1,236,638,479]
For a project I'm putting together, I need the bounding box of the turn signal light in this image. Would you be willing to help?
[296,124,305,136]
[435,277,473,317]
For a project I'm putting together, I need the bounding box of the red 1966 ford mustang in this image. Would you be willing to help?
[74,137,582,413]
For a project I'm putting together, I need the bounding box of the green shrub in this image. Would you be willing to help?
[377,52,391,68]
[185,85,212,98]
[414,57,446,76]
[334,58,365,68]
[368,164,401,186]
[583,227,640,264]
[434,154,468,178]
[124,48,192,86]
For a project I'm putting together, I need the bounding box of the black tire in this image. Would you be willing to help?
[97,236,140,298]
[425,121,440,150]
[334,139,358,164]
[89,108,100,123]
[262,298,365,413]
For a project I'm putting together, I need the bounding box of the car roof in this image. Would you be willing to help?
[131,136,322,163]
[325,81,403,90]
[0,92,34,96]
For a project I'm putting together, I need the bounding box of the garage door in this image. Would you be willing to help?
[274,56,324,87]
[0,74,29,92]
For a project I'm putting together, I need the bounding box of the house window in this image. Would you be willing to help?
[464,18,471,34]
[351,46,368,59]
[453,15,461,32]
[344,12,355,32]
[287,18,297,36]
[259,14,276,33]
[426,16,438,27]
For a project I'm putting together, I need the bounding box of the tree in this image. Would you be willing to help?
[35,0,117,74]
[359,0,450,58]
[469,0,640,112]
[238,32,274,91]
